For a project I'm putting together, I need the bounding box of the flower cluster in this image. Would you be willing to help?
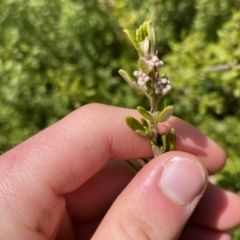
[154,76,172,95]
[145,55,164,68]
[133,70,150,86]
[132,42,172,96]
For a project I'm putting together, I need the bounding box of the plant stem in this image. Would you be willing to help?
[149,96,158,143]
[149,96,157,113]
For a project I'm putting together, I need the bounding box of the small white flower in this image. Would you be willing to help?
[144,76,151,82]
[134,69,151,87]
[133,71,140,77]
[155,61,164,68]
[147,60,155,68]
[162,85,172,95]
[152,55,159,63]
[165,84,172,92]
[161,78,168,84]
[155,88,161,94]
[145,55,164,68]
[138,78,145,86]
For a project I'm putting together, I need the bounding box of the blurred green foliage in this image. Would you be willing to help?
[0,0,240,237]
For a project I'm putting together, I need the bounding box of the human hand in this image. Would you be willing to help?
[0,104,239,240]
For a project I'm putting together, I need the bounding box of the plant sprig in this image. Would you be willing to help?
[119,21,176,172]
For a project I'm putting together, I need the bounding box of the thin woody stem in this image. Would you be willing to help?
[149,96,157,113]
[149,96,159,143]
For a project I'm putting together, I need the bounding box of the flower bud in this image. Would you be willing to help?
[152,55,159,62]
[161,78,168,84]
[133,71,140,77]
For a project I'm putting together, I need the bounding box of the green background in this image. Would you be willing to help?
[0,0,240,237]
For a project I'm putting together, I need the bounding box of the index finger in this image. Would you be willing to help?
[0,103,225,197]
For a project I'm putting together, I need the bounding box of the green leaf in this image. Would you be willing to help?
[136,28,144,42]
[157,97,165,111]
[135,129,148,137]
[123,29,144,56]
[140,117,149,128]
[161,73,167,78]
[118,69,135,82]
[136,22,148,42]
[124,21,155,56]
[152,146,162,156]
[155,105,174,124]
[118,69,145,94]
[138,57,153,74]
[160,134,167,152]
[137,106,153,121]
[151,141,162,156]
[125,116,144,132]
[145,21,156,54]
[144,127,154,137]
[167,128,176,151]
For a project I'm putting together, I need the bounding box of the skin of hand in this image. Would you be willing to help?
[0,104,240,240]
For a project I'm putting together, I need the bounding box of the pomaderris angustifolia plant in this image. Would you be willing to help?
[119,21,176,173]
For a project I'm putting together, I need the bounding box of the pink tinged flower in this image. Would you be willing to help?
[162,84,172,95]
[147,60,155,67]
[161,78,168,84]
[144,76,151,82]
[133,71,140,77]
[152,55,159,62]
[147,55,164,68]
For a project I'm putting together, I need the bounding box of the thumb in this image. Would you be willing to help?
[92,151,208,240]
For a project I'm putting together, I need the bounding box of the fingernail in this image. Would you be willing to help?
[159,157,205,205]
